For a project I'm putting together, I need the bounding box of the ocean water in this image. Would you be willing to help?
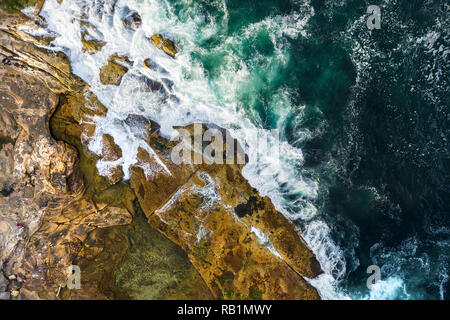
[28,0,449,299]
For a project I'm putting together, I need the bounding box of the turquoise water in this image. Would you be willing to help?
[166,0,450,299]
[39,0,449,299]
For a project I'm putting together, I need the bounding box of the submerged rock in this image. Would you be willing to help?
[0,7,321,300]
[143,58,153,70]
[0,0,38,11]
[81,31,105,55]
[122,8,142,30]
[142,57,169,75]
[130,74,167,96]
[151,34,177,58]
[129,124,322,299]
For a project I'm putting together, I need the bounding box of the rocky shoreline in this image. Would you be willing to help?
[0,4,321,300]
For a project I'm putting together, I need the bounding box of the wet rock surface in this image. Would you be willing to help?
[81,31,105,55]
[127,124,321,299]
[151,34,177,58]
[143,58,153,70]
[0,6,321,300]
[99,56,129,85]
[122,7,142,30]
[0,0,38,11]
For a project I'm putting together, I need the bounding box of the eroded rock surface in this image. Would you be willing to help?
[0,8,195,300]
[151,34,177,58]
[0,6,321,300]
[81,31,105,55]
[0,9,135,299]
[125,124,321,299]
[122,7,142,30]
[0,0,39,11]
[99,56,129,85]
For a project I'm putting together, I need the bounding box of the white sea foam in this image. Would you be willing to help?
[36,0,348,299]
[306,274,351,300]
[251,226,282,259]
[361,276,410,300]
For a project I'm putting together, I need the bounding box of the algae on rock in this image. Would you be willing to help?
[99,56,129,85]
[0,0,38,11]
[113,203,212,300]
[0,6,322,301]
[81,31,105,55]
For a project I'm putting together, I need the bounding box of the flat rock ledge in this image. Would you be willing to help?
[0,7,322,300]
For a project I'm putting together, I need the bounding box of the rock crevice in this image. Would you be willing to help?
[0,7,321,300]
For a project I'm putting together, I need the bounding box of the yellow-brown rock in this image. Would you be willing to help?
[0,0,38,11]
[102,134,122,161]
[0,7,321,301]
[143,58,153,69]
[151,34,177,58]
[81,31,105,55]
[147,173,319,299]
[34,0,45,16]
[99,134,125,185]
[128,124,321,299]
[0,9,133,299]
[99,56,129,85]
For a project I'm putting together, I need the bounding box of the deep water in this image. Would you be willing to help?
[37,0,449,299]
[177,0,450,299]
[296,0,450,300]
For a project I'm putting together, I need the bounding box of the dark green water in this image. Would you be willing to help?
[41,0,449,299]
[181,0,449,299]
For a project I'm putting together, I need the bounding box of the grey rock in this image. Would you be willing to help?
[0,272,8,291]
[122,8,142,30]
[0,292,10,300]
